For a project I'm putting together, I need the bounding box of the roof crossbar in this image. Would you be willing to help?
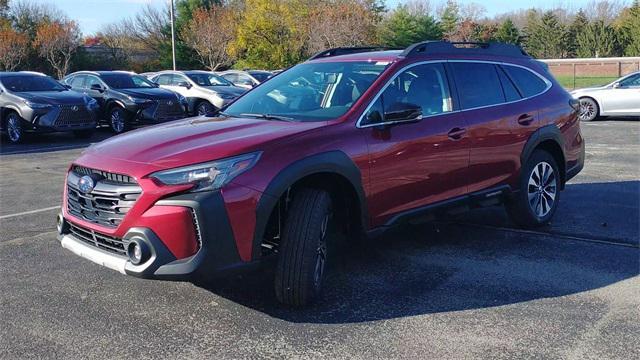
[308,47,400,61]
[401,41,530,58]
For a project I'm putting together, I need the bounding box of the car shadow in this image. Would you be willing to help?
[195,181,639,324]
[0,127,113,155]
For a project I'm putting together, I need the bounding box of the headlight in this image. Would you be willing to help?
[149,152,261,192]
[127,96,151,104]
[176,93,187,104]
[85,97,98,109]
[23,100,51,109]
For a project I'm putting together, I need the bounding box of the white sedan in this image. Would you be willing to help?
[571,71,640,121]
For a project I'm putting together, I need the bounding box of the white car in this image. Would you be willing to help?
[151,70,246,115]
[571,71,640,121]
[217,70,273,89]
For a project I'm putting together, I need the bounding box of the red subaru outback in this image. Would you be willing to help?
[57,42,584,306]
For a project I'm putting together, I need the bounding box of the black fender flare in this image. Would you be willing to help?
[251,150,368,260]
[520,124,566,184]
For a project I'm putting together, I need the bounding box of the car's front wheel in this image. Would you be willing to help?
[506,149,560,228]
[109,107,129,134]
[5,112,25,144]
[274,188,333,307]
[196,101,215,116]
[578,97,599,121]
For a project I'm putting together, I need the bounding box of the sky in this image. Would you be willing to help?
[23,0,609,35]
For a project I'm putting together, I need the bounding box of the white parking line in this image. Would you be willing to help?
[0,206,60,220]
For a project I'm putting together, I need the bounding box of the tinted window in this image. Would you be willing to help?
[0,75,67,92]
[249,71,272,83]
[86,75,103,89]
[362,63,452,125]
[171,74,188,86]
[620,74,640,87]
[68,75,86,88]
[497,67,521,102]
[451,62,504,109]
[187,73,232,86]
[101,73,155,89]
[155,74,172,85]
[503,65,548,97]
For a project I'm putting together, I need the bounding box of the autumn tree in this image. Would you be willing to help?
[98,23,133,67]
[181,5,236,70]
[378,4,441,48]
[33,20,81,78]
[0,27,28,70]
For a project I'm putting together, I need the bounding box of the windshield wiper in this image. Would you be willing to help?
[239,113,295,122]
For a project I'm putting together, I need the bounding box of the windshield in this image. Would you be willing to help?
[101,74,156,89]
[1,75,67,92]
[249,71,272,83]
[187,73,233,87]
[224,62,388,121]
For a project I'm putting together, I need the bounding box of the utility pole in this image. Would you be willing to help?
[169,0,176,70]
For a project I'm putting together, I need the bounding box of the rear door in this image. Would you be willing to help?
[362,62,470,225]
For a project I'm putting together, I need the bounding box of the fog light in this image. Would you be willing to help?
[127,239,150,265]
[56,213,69,234]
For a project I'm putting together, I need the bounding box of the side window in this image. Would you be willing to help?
[620,74,640,87]
[237,74,254,86]
[155,74,171,85]
[172,74,187,86]
[497,66,522,102]
[86,75,103,89]
[222,73,237,83]
[69,75,86,88]
[362,63,452,125]
[503,65,548,98]
[450,62,505,109]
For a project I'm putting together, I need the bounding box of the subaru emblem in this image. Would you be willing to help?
[71,105,79,112]
[78,175,95,194]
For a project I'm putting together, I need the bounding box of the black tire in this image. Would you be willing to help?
[506,149,561,228]
[109,106,130,134]
[73,129,95,139]
[274,188,332,307]
[5,111,25,144]
[196,101,215,116]
[578,97,599,122]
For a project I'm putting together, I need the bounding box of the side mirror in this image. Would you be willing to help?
[90,83,104,92]
[612,82,621,89]
[178,81,192,89]
[384,102,423,123]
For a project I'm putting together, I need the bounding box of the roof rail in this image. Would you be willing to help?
[401,41,529,58]
[308,47,399,61]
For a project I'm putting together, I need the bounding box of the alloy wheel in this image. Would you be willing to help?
[527,161,557,218]
[110,109,125,133]
[197,102,213,116]
[7,115,22,143]
[313,213,330,289]
[579,99,597,121]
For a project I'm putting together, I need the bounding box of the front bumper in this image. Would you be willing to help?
[58,191,251,280]
[22,105,98,132]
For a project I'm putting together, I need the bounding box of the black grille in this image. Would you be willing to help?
[73,165,136,185]
[69,223,127,256]
[54,105,94,127]
[67,168,141,228]
[154,99,185,121]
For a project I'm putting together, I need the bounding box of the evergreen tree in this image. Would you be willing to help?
[440,0,459,39]
[524,11,567,58]
[567,9,588,56]
[378,5,442,48]
[617,0,640,56]
[576,20,620,57]
[495,18,520,44]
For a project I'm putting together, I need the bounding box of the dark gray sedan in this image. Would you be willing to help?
[0,72,99,143]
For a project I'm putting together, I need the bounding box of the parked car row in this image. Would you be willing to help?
[0,69,274,144]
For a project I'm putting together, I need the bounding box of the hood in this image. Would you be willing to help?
[116,87,178,100]
[18,90,87,105]
[203,85,247,97]
[83,116,325,170]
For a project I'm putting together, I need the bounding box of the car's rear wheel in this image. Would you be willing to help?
[109,107,129,134]
[506,150,560,228]
[274,188,332,307]
[196,101,215,116]
[578,97,599,121]
[6,112,25,144]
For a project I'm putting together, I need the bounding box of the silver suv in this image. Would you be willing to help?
[151,70,246,115]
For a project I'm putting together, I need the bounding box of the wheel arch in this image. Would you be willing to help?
[521,124,567,189]
[251,151,368,260]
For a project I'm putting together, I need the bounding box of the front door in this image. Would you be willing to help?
[362,62,470,226]
[605,73,640,116]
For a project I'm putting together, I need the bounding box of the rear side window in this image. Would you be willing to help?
[450,62,504,109]
[497,67,521,102]
[502,65,548,98]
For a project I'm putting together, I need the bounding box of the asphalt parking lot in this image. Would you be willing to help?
[1,120,638,359]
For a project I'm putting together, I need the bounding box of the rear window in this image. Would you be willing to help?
[497,67,521,102]
[502,65,548,98]
[450,62,504,109]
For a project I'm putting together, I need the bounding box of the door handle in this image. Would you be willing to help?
[517,113,534,125]
[447,127,467,140]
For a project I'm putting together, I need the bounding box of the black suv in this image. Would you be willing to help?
[63,71,188,133]
[0,72,99,143]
